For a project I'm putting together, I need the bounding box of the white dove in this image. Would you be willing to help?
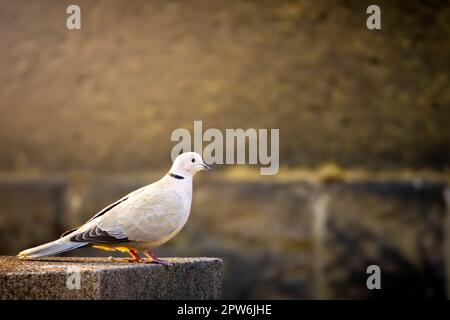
[18,152,211,265]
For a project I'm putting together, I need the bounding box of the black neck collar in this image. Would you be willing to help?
[169,172,185,180]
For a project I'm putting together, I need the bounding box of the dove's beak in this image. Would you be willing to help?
[202,163,212,172]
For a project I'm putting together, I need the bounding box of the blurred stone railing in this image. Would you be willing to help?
[0,174,448,299]
[0,176,68,255]
[311,181,449,299]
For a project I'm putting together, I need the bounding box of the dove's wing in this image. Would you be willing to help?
[87,185,147,222]
[63,185,149,243]
[66,179,189,245]
[98,184,188,242]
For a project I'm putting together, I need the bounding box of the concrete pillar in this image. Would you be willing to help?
[0,256,223,299]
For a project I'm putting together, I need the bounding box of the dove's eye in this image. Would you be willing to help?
[191,158,195,163]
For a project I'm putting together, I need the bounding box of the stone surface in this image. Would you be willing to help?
[0,256,223,300]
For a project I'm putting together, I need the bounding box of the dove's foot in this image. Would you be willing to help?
[143,250,173,266]
[126,258,145,263]
[125,248,144,263]
[152,258,173,266]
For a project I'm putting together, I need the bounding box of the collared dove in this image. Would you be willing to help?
[18,152,211,265]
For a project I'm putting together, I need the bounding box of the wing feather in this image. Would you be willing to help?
[70,225,129,243]
[63,185,148,244]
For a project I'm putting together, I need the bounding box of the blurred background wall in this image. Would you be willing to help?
[0,0,449,299]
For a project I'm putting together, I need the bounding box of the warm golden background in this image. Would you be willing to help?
[0,0,449,299]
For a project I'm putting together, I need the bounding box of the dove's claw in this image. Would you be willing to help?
[143,257,172,266]
[143,250,172,266]
[154,258,173,266]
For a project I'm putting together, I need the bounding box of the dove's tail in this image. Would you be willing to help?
[17,238,87,259]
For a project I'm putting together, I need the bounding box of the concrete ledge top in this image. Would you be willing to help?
[0,256,221,273]
[0,256,223,300]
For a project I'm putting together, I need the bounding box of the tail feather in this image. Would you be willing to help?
[17,238,87,259]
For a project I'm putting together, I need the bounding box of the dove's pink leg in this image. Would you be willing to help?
[126,249,144,263]
[143,250,173,266]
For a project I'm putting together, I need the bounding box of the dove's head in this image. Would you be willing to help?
[170,152,212,178]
